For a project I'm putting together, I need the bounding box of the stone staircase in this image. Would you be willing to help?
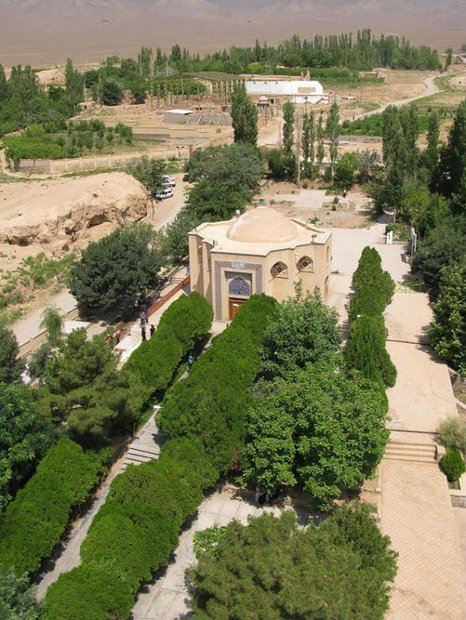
[384,440,436,463]
[121,444,161,472]
[120,406,162,473]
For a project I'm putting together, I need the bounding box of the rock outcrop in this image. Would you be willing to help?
[0,172,148,249]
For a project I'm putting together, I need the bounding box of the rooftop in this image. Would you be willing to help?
[190,206,330,256]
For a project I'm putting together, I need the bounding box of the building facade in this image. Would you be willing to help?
[188,206,332,321]
[245,79,325,104]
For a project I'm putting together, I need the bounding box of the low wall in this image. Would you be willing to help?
[13,146,190,174]
[18,306,80,359]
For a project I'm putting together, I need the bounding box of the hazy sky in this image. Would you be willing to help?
[1,0,465,65]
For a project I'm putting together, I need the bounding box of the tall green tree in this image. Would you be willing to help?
[0,64,8,101]
[68,223,164,316]
[189,506,397,620]
[230,83,258,146]
[64,58,84,105]
[38,329,143,443]
[424,110,440,184]
[281,102,297,180]
[241,359,389,508]
[261,289,341,379]
[335,152,358,191]
[0,567,42,619]
[436,99,466,197]
[40,306,63,346]
[429,265,466,375]
[0,384,58,513]
[316,112,325,174]
[0,326,24,384]
[127,156,165,197]
[326,101,340,179]
[282,101,295,156]
[301,111,315,179]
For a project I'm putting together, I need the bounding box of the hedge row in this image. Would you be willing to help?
[345,247,397,387]
[348,246,395,322]
[43,294,277,619]
[125,292,213,396]
[159,293,278,473]
[0,439,102,576]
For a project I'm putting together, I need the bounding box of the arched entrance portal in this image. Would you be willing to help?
[228,276,251,320]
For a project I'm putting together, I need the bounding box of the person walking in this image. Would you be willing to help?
[187,354,194,371]
[141,326,147,341]
[149,324,155,337]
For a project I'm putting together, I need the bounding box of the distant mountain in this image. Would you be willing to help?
[1,0,465,65]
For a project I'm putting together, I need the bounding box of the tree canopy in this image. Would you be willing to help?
[0,326,24,385]
[0,567,42,619]
[37,329,143,445]
[241,359,389,507]
[68,223,164,316]
[189,505,397,620]
[0,384,58,514]
[230,83,258,146]
[261,288,341,379]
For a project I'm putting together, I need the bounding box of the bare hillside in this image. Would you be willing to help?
[0,0,464,65]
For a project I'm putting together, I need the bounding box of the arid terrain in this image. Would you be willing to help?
[1,1,465,65]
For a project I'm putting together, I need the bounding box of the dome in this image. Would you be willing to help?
[226,206,298,243]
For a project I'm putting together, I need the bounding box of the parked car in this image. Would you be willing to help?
[162,175,176,187]
[155,187,174,200]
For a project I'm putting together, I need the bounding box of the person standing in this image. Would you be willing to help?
[141,326,147,341]
[149,324,155,337]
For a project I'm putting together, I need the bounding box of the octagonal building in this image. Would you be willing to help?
[188,205,332,321]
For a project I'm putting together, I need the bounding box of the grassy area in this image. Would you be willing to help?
[0,252,77,324]
[341,109,432,137]
[3,120,139,162]
[346,100,380,112]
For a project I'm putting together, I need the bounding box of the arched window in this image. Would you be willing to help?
[229,277,250,297]
[271,261,288,278]
[297,256,314,272]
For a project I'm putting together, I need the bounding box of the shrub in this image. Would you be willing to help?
[345,315,397,388]
[441,450,466,483]
[0,439,102,575]
[125,292,213,396]
[159,294,278,473]
[44,296,276,619]
[346,247,396,389]
[43,563,133,620]
[437,416,466,454]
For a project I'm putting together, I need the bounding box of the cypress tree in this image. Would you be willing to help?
[231,83,258,146]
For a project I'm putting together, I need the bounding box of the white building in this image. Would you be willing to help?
[245,79,325,104]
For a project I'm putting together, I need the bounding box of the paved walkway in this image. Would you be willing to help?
[328,224,466,618]
[381,460,466,620]
[11,289,77,346]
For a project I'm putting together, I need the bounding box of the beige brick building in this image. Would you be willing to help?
[188,206,332,321]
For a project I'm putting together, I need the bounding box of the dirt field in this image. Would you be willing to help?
[260,183,373,229]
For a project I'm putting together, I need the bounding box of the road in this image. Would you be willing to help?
[354,74,441,120]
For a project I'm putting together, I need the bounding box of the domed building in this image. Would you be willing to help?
[188,205,332,321]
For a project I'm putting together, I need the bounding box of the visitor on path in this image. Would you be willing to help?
[141,326,147,341]
[139,312,146,329]
[188,354,194,371]
[149,324,155,337]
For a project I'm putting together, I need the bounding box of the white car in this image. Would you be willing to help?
[162,175,176,187]
[155,187,174,200]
